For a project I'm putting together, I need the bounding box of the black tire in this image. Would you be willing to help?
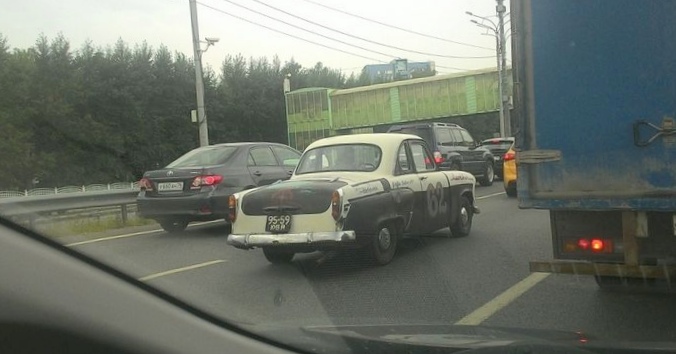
[450,195,473,237]
[449,162,460,171]
[478,161,494,186]
[505,184,517,197]
[262,248,295,264]
[159,219,189,233]
[370,222,399,265]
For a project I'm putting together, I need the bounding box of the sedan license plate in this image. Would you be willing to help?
[157,182,184,192]
[265,215,292,233]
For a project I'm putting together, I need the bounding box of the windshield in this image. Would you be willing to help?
[166,146,237,168]
[3,0,676,353]
[296,144,381,173]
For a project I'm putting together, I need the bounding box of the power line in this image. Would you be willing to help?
[294,0,494,51]
[196,1,388,63]
[211,0,402,59]
[435,64,469,71]
[249,0,494,59]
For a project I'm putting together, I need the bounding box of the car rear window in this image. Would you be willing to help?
[391,127,434,146]
[296,144,382,174]
[166,146,238,168]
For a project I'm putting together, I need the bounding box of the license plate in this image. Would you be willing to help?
[158,182,184,192]
[494,156,501,161]
[265,215,292,233]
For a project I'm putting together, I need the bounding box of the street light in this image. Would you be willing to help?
[189,0,218,147]
[466,4,511,137]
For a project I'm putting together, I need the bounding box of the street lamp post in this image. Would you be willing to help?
[466,0,511,137]
[189,0,218,147]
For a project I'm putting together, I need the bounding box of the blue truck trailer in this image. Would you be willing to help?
[512,0,676,287]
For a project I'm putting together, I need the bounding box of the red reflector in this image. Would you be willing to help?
[433,151,444,164]
[591,239,604,252]
[577,238,590,250]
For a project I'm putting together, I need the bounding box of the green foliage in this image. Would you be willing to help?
[0,34,366,190]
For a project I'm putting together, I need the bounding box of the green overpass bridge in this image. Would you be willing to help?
[285,67,512,151]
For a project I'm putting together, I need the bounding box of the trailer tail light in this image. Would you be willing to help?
[503,151,516,161]
[433,151,444,164]
[192,175,223,188]
[228,195,237,222]
[139,177,153,191]
[565,237,613,253]
[331,190,342,221]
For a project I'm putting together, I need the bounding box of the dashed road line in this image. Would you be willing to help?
[138,260,226,282]
[454,273,550,326]
[65,220,224,247]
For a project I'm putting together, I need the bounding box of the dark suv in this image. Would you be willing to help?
[387,122,495,186]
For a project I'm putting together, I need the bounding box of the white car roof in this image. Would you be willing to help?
[305,133,423,150]
[302,133,426,177]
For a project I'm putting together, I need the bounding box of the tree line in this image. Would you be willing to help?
[0,34,377,190]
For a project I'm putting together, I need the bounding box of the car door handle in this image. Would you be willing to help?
[253,171,262,176]
[287,170,293,175]
[419,176,428,181]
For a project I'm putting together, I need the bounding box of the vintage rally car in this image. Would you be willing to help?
[226,133,479,265]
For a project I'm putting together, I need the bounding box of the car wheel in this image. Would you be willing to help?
[262,248,294,264]
[505,184,517,197]
[449,162,460,171]
[450,195,473,237]
[479,161,494,186]
[370,222,399,265]
[159,219,189,233]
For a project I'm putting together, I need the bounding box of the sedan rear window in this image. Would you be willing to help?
[166,146,238,168]
[296,144,382,174]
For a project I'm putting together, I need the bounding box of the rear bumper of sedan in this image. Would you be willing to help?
[227,231,357,249]
[137,190,231,220]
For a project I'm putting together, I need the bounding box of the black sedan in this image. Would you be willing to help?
[137,142,301,233]
[480,137,514,180]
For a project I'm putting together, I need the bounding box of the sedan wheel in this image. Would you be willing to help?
[450,196,473,237]
[159,219,189,233]
[370,223,399,265]
[263,248,295,264]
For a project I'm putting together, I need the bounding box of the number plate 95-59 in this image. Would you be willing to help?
[265,215,291,233]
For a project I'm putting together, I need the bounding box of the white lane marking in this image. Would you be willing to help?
[138,260,226,282]
[454,273,550,326]
[65,220,224,247]
[476,191,506,200]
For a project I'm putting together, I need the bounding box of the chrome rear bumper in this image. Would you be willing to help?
[227,231,357,249]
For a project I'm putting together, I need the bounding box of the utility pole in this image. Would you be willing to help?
[497,0,511,137]
[190,0,209,147]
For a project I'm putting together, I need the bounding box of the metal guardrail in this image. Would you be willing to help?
[0,190,140,226]
[0,182,139,198]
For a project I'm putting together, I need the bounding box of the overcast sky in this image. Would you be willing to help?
[1,0,510,76]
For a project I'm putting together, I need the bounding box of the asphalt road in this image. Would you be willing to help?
[67,184,676,346]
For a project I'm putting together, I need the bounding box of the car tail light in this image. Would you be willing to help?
[577,238,590,250]
[139,177,153,191]
[503,151,516,161]
[192,175,223,188]
[228,195,237,222]
[331,190,342,221]
[433,151,444,164]
[590,239,605,252]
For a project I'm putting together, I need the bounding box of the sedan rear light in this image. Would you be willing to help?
[228,195,237,222]
[139,177,153,191]
[191,175,223,188]
[503,151,516,161]
[331,190,342,221]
